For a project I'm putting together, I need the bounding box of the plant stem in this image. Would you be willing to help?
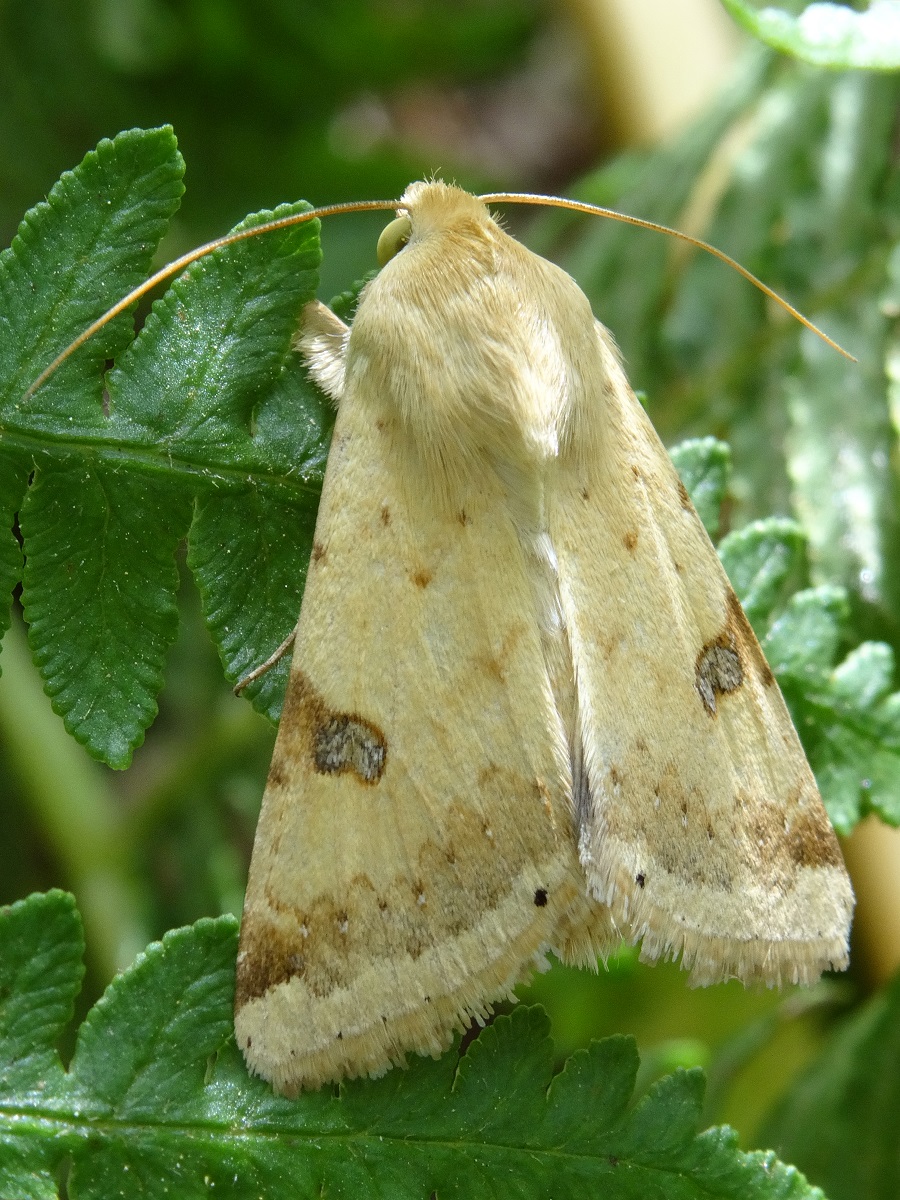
[0,615,151,979]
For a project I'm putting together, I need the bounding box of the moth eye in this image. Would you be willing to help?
[376,215,412,266]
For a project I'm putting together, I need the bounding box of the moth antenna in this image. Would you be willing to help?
[480,192,857,363]
[23,198,399,399]
[26,188,855,401]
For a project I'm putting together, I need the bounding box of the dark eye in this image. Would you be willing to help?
[376,215,412,266]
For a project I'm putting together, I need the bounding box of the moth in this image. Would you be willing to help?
[229,180,854,1095]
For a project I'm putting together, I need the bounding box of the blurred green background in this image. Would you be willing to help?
[2,0,899,1158]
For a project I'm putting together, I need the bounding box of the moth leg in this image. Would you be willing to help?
[295,300,349,405]
[233,623,298,694]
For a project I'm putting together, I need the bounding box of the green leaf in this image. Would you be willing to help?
[670,436,732,538]
[760,967,900,1200]
[20,463,192,769]
[0,891,84,1096]
[762,588,900,830]
[104,207,319,461]
[721,0,900,71]
[188,370,333,722]
[0,127,185,427]
[0,127,185,683]
[763,585,849,684]
[0,448,28,647]
[718,517,806,628]
[808,640,900,830]
[0,892,85,1200]
[0,892,827,1200]
[785,308,898,613]
[812,713,900,831]
[0,127,185,763]
[328,269,379,322]
[831,640,896,710]
[103,199,325,726]
[65,921,236,1120]
[0,132,325,764]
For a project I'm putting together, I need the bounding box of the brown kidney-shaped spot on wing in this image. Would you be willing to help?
[273,671,387,786]
[315,715,387,782]
[693,581,778,714]
[696,636,743,715]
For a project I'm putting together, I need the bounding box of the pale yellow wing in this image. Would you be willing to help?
[235,380,602,1094]
[553,327,853,986]
[237,177,852,1095]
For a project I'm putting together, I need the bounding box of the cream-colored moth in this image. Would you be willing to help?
[230,181,853,1095]
[30,177,855,1097]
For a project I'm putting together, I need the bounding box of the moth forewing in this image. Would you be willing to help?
[234,185,622,1092]
[552,346,853,985]
[233,180,853,1092]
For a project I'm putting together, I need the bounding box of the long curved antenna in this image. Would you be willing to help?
[482,192,857,363]
[25,188,856,400]
[24,199,399,399]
